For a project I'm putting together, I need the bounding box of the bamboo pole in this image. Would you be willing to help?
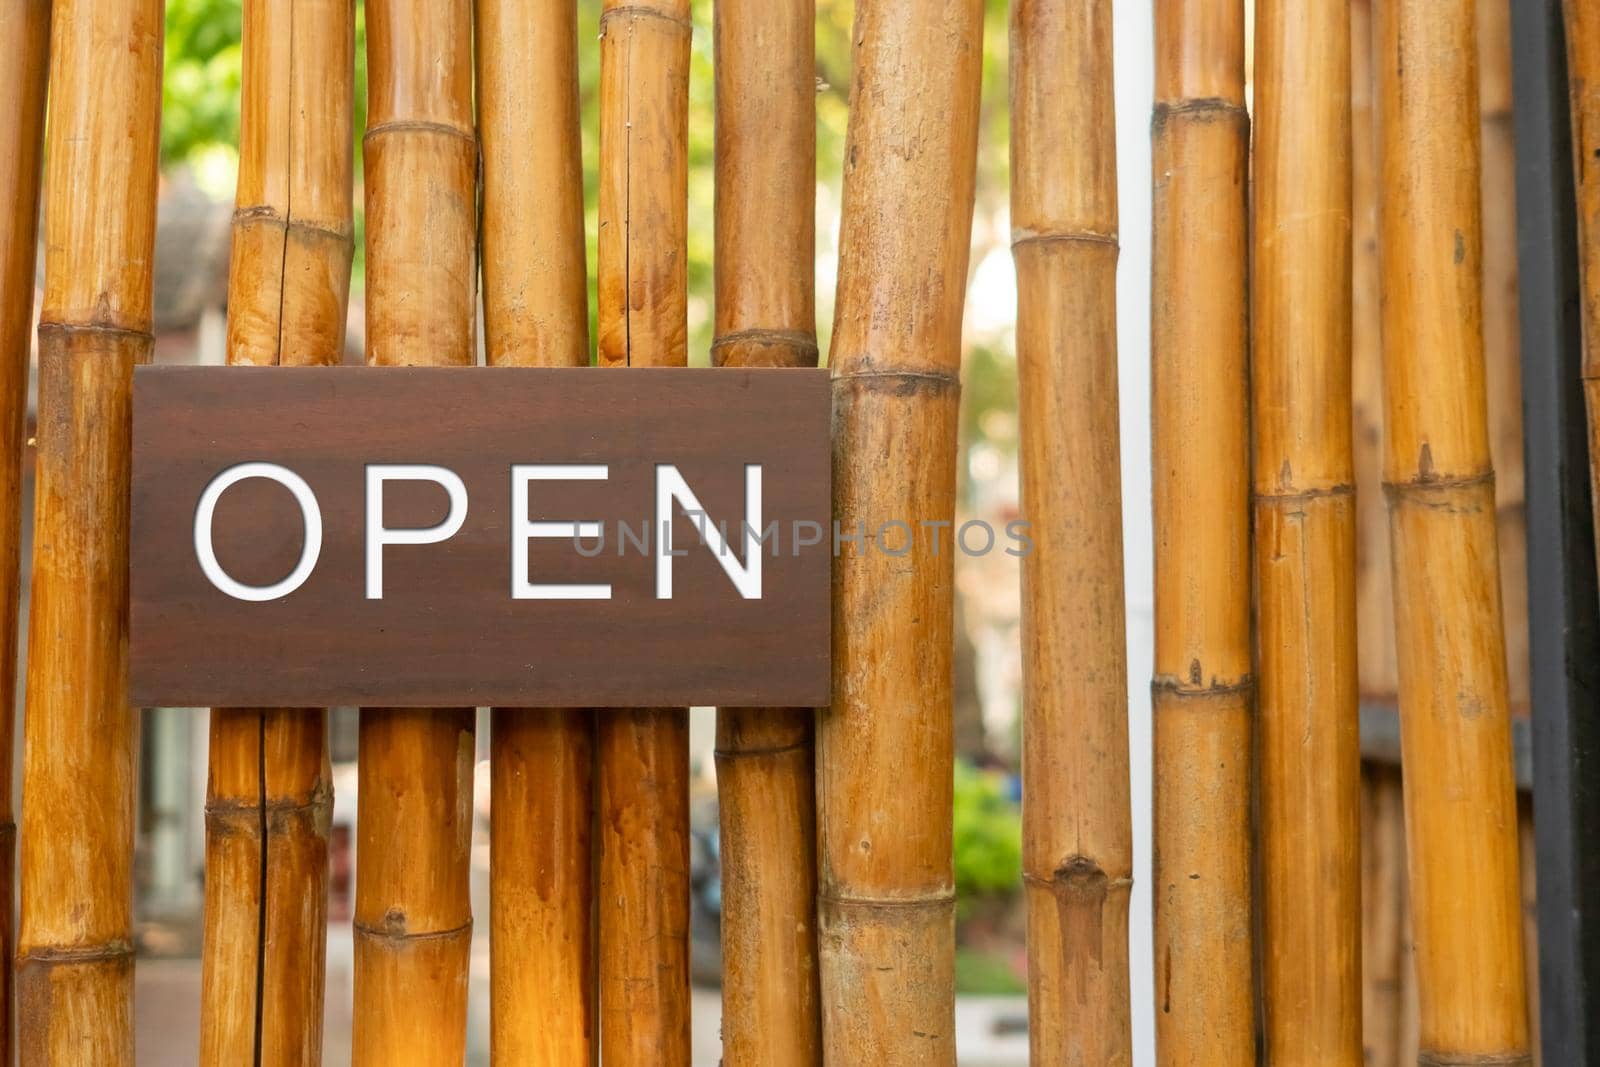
[817,2,982,1062]
[352,0,478,1059]
[1149,1,1254,1061]
[200,1,352,1061]
[711,0,822,1061]
[1009,1,1132,1064]
[16,0,161,1060]
[1252,1,1361,1064]
[0,3,49,1059]
[1374,0,1530,1061]
[1565,0,1600,578]
[595,1,693,1063]
[475,0,596,1060]
[1478,0,1530,715]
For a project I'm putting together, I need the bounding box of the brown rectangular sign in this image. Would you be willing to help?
[130,366,831,708]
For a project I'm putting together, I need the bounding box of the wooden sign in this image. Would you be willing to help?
[129,366,832,708]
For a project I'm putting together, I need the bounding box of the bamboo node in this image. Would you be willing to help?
[1010,227,1119,251]
[37,320,154,344]
[232,205,355,246]
[818,889,956,910]
[363,119,477,147]
[18,941,136,965]
[1252,482,1355,504]
[1150,674,1253,699]
[1150,98,1249,135]
[598,5,693,34]
[1416,1054,1532,1067]
[1381,468,1496,500]
[353,916,473,945]
[710,329,819,368]
[831,367,960,393]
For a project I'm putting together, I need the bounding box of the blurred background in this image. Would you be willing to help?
[8,0,1540,1063]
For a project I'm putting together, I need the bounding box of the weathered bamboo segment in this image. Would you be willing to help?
[0,2,49,1060]
[1566,0,1600,568]
[203,713,334,1064]
[16,0,162,1060]
[200,1,351,1060]
[1374,0,1531,1062]
[711,0,822,1061]
[353,0,478,1059]
[817,2,983,1063]
[1149,1,1254,1062]
[596,1,693,1063]
[476,0,596,1058]
[1252,2,1361,1064]
[1009,1,1132,1064]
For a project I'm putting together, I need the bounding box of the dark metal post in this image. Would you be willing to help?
[1510,2,1600,1062]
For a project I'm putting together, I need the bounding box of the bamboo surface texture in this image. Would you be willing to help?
[818,2,982,1063]
[17,0,162,1060]
[0,2,49,1060]
[1252,2,1361,1066]
[1375,0,1530,1062]
[1568,0,1600,570]
[353,0,478,1060]
[476,0,596,1059]
[200,0,351,1061]
[712,0,822,1062]
[1010,1,1132,1064]
[596,0,693,1063]
[1149,1,1255,1062]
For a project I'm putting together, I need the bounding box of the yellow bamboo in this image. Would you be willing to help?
[200,0,352,1060]
[1566,0,1600,580]
[711,0,822,1061]
[1252,1,1361,1064]
[817,2,982,1063]
[352,0,478,1059]
[1150,0,1254,1061]
[0,2,49,1058]
[1010,1,1132,1063]
[16,0,162,1060]
[476,0,596,1059]
[595,0,693,1062]
[1375,0,1530,1061]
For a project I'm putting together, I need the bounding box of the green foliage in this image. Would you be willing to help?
[162,0,242,165]
[952,758,1022,914]
[954,946,1027,995]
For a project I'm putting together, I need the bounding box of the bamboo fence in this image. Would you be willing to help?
[711,0,823,1063]
[352,0,478,1060]
[476,0,596,1061]
[200,0,352,1060]
[1010,1,1133,1064]
[1150,0,1255,1061]
[1252,1,1361,1065]
[16,0,162,1060]
[817,2,983,1063]
[1374,0,1531,1062]
[595,1,694,1063]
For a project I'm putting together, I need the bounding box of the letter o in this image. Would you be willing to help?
[194,462,323,602]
